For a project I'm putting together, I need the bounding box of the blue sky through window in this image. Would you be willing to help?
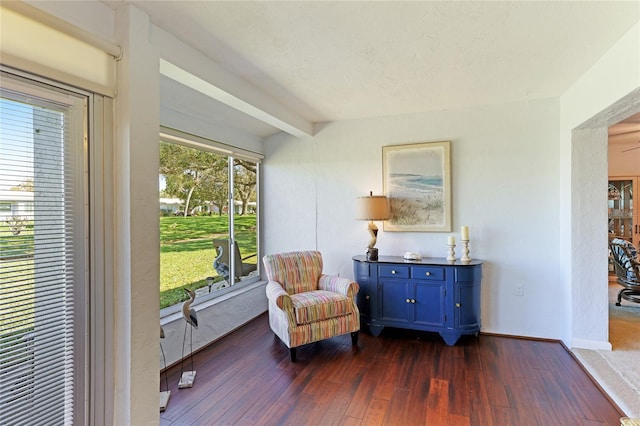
[0,97,34,191]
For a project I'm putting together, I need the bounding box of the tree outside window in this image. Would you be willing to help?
[159,141,259,309]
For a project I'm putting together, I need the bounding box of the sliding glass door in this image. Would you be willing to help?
[0,72,88,425]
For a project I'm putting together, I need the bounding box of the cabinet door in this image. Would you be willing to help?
[353,261,373,318]
[379,278,411,324]
[413,281,445,326]
[455,282,481,330]
[608,177,637,247]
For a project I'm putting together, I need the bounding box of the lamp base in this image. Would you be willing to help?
[366,248,379,261]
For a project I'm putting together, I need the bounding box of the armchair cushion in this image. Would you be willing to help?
[290,290,353,325]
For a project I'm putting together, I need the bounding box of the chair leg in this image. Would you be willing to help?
[617,288,624,306]
[289,347,297,362]
[351,331,359,346]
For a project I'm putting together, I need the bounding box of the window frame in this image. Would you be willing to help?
[0,67,95,426]
[158,128,262,318]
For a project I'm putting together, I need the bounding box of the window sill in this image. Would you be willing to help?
[160,279,266,325]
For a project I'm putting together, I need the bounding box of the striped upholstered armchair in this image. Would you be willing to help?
[263,251,360,361]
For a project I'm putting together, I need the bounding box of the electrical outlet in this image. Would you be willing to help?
[514,284,524,296]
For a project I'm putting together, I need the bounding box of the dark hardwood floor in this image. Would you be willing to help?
[160,314,624,425]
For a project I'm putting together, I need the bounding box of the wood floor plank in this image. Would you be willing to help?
[233,371,298,425]
[343,371,380,420]
[402,388,428,426]
[446,360,469,418]
[477,344,510,408]
[371,345,402,401]
[339,416,362,426]
[447,413,470,426]
[382,387,410,425]
[318,380,361,425]
[361,397,389,426]
[424,378,449,426]
[505,381,547,426]
[466,369,495,425]
[159,315,625,426]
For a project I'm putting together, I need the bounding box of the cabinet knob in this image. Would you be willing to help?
[411,299,416,304]
[425,272,431,276]
[365,295,370,300]
[391,270,396,274]
[456,303,461,308]
[406,298,411,303]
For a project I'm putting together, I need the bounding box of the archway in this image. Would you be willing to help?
[571,88,640,349]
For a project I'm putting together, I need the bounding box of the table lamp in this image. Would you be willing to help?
[355,191,390,261]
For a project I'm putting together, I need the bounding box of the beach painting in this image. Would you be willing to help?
[383,141,451,232]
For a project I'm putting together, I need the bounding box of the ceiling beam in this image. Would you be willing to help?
[159,59,313,138]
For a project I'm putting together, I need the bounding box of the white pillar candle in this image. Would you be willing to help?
[461,226,469,240]
[448,235,455,245]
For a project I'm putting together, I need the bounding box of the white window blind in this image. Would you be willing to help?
[0,2,118,97]
[0,75,87,425]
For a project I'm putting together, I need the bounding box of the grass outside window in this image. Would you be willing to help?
[160,214,257,309]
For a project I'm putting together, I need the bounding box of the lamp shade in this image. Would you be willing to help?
[355,194,390,221]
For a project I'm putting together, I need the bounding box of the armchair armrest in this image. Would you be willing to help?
[266,281,293,311]
[318,274,359,298]
[630,258,640,281]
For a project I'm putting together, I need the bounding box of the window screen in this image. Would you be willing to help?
[0,77,87,425]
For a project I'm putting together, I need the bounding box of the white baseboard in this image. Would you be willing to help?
[571,338,612,351]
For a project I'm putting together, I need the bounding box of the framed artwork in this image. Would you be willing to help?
[383,141,451,232]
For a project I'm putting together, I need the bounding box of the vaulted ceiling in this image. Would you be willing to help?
[108,1,639,139]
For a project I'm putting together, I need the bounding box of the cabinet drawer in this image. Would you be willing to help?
[412,266,445,281]
[379,265,410,278]
[455,266,481,282]
[354,260,371,278]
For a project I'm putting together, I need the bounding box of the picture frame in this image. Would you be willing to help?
[383,141,452,232]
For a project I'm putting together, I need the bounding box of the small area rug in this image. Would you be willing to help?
[572,282,640,418]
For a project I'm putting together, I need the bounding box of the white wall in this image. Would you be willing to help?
[264,98,564,339]
[560,21,640,350]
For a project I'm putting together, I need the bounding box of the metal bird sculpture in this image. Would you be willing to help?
[213,244,230,283]
[159,324,170,408]
[182,289,198,329]
[179,289,198,388]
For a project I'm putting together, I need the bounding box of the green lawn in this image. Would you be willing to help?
[160,215,257,309]
[1,216,253,311]
[0,258,35,338]
[0,220,34,259]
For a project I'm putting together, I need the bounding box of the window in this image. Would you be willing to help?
[159,130,260,310]
[0,73,88,424]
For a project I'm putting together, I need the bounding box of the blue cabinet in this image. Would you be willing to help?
[353,255,482,346]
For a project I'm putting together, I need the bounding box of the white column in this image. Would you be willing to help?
[113,4,160,425]
[570,128,610,349]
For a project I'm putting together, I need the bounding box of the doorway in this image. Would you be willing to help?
[571,89,640,416]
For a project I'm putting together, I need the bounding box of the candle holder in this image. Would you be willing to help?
[447,244,456,261]
[461,240,471,263]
